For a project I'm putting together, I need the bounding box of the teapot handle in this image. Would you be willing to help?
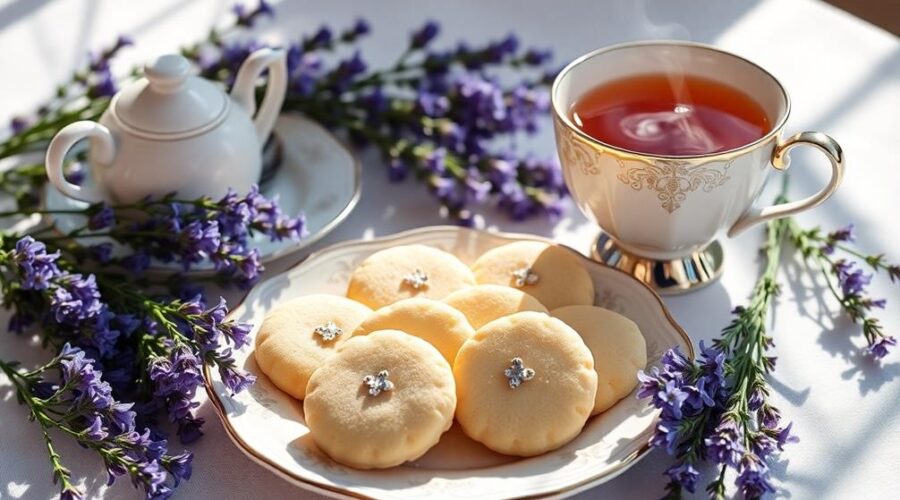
[45,121,116,203]
[231,48,288,143]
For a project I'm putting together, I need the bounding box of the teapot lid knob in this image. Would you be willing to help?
[144,55,191,93]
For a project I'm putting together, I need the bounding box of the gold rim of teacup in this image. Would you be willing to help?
[551,40,792,161]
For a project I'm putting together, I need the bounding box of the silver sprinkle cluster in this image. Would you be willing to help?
[511,266,539,287]
[403,268,429,289]
[314,321,343,342]
[504,357,535,389]
[363,370,394,396]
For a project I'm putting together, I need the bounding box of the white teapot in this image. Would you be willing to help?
[45,48,287,204]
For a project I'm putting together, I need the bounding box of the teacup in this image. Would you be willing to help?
[552,41,844,294]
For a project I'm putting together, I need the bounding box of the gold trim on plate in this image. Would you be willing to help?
[203,226,695,500]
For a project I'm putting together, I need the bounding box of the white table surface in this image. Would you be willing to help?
[0,0,898,498]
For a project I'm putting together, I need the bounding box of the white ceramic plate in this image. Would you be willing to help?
[42,114,361,273]
[205,226,693,500]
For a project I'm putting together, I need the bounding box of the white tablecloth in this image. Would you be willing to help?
[0,0,897,498]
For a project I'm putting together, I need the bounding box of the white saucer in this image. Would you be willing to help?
[43,114,361,273]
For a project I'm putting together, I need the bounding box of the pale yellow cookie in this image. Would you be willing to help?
[304,330,456,469]
[470,241,594,310]
[453,311,597,456]
[254,294,371,400]
[346,244,476,309]
[552,305,647,415]
[353,298,474,364]
[443,284,549,329]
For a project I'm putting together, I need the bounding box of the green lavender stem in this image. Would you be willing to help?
[0,358,80,495]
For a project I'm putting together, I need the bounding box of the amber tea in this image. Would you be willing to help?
[571,73,771,156]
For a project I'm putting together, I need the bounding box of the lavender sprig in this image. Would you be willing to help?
[0,345,192,499]
[0,35,131,160]
[1,235,255,448]
[9,186,306,289]
[788,222,897,358]
[639,200,798,499]
[185,16,562,224]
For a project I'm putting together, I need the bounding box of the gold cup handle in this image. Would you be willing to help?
[728,132,844,237]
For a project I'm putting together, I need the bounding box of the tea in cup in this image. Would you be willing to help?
[552,41,843,293]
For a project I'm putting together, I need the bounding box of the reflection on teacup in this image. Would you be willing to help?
[552,41,843,263]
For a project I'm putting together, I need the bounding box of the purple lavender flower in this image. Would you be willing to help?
[10,116,28,134]
[833,260,872,296]
[775,422,799,450]
[50,274,103,324]
[149,347,204,399]
[165,452,193,486]
[219,363,256,394]
[822,223,855,254]
[522,48,553,65]
[424,149,447,174]
[736,455,776,497]
[658,380,689,419]
[84,415,108,441]
[705,418,745,467]
[660,346,693,377]
[665,462,700,493]
[177,415,205,444]
[759,404,781,430]
[649,417,681,455]
[485,34,519,62]
[305,25,333,50]
[87,71,117,98]
[636,366,663,399]
[388,158,409,181]
[411,21,440,49]
[868,335,896,359]
[60,486,83,500]
[13,236,61,290]
[89,243,114,263]
[684,377,716,410]
[233,1,274,27]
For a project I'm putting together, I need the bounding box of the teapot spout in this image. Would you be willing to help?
[230,48,288,142]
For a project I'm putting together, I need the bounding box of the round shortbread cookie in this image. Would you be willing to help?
[254,294,372,400]
[470,241,594,310]
[552,305,647,415]
[443,284,549,330]
[453,311,597,457]
[352,298,474,364]
[346,244,476,309]
[304,330,456,469]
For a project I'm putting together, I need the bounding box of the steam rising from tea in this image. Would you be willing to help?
[571,73,771,156]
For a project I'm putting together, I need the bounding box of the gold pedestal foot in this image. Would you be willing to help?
[592,232,724,295]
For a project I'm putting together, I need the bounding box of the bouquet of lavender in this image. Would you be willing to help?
[638,183,898,499]
[0,187,303,498]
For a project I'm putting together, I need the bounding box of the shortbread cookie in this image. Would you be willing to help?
[453,311,597,456]
[346,245,476,309]
[470,241,594,310]
[552,305,647,415]
[353,298,474,363]
[304,330,456,469]
[443,284,549,329]
[254,294,371,400]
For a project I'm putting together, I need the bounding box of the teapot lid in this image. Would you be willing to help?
[113,54,227,136]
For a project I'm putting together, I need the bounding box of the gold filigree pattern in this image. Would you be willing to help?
[615,158,733,213]
[555,125,601,175]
